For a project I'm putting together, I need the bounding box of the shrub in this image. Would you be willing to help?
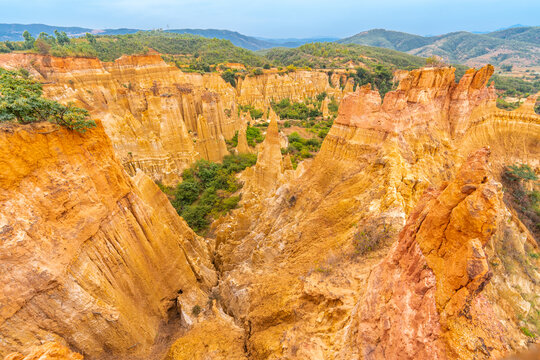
[191,305,202,316]
[505,164,538,182]
[172,180,200,209]
[221,69,237,86]
[181,204,212,233]
[246,126,264,146]
[501,163,540,241]
[353,224,392,256]
[520,326,536,339]
[34,39,51,55]
[225,130,239,149]
[316,92,327,101]
[0,69,95,132]
[496,97,520,111]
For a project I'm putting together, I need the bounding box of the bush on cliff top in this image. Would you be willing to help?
[0,68,95,132]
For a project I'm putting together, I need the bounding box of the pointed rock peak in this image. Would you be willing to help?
[246,109,284,193]
[458,64,494,90]
[343,78,355,93]
[266,113,279,138]
[236,125,252,154]
[268,107,280,123]
[321,97,330,117]
[283,154,294,170]
[245,111,253,124]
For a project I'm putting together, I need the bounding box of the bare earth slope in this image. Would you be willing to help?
[0,121,216,359]
[209,66,540,359]
[0,53,346,185]
[0,63,539,360]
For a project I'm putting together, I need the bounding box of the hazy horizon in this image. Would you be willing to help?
[0,0,538,38]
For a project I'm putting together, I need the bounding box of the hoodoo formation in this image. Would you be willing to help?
[0,53,347,185]
[0,30,539,360]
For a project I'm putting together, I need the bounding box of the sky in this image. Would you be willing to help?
[0,0,538,38]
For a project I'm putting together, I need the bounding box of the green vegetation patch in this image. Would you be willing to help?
[167,153,257,234]
[263,42,425,70]
[272,98,321,120]
[0,68,95,132]
[352,65,394,97]
[3,30,268,68]
[246,125,264,146]
[502,163,540,241]
[239,104,264,120]
[282,131,322,168]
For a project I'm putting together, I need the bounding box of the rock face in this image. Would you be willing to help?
[245,117,284,194]
[235,124,252,154]
[348,148,504,359]
[1,59,539,360]
[0,122,216,359]
[211,66,540,359]
[0,54,341,185]
[4,342,83,360]
[236,70,342,109]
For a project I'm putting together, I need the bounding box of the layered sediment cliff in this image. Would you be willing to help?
[0,121,216,359]
[1,58,539,360]
[0,54,342,185]
[210,65,540,359]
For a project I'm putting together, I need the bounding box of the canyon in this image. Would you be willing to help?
[0,53,539,360]
[0,53,347,185]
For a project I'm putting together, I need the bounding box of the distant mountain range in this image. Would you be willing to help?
[0,23,538,66]
[0,24,336,50]
[337,27,540,66]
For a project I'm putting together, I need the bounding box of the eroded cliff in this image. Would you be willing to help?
[208,65,540,359]
[0,121,216,359]
[0,53,342,185]
[1,60,539,360]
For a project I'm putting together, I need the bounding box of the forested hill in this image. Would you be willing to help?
[0,23,335,50]
[338,27,540,66]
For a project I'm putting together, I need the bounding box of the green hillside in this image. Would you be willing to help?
[0,31,268,67]
[487,26,540,46]
[263,42,426,69]
[338,28,540,66]
[337,29,430,51]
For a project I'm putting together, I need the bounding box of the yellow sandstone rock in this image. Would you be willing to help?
[0,121,216,359]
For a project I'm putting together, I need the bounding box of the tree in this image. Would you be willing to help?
[22,30,35,49]
[54,30,71,46]
[0,69,96,132]
[85,33,97,45]
[38,32,56,44]
[221,69,237,87]
[4,41,14,50]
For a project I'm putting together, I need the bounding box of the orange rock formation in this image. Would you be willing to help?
[4,342,83,360]
[211,65,539,359]
[0,121,216,359]
[0,53,342,185]
[1,58,539,360]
